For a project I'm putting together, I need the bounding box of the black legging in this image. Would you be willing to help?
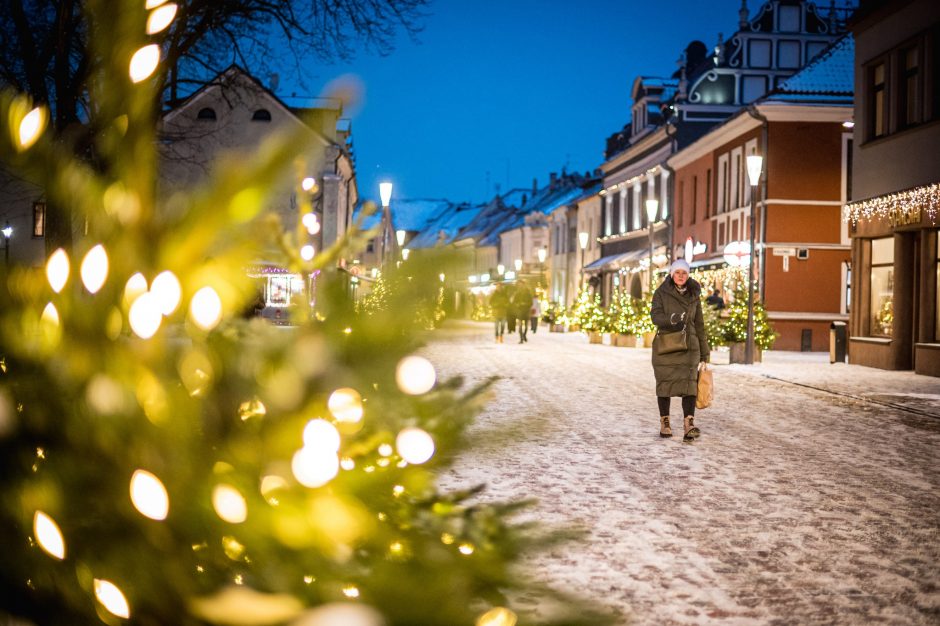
[658,395,696,417]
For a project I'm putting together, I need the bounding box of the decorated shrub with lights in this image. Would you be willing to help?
[0,3,608,626]
[720,285,778,350]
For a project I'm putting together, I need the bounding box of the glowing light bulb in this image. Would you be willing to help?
[94,579,130,619]
[458,542,475,555]
[130,470,169,521]
[33,511,65,560]
[327,388,363,423]
[260,475,289,504]
[124,272,148,305]
[300,245,315,261]
[395,356,436,395]
[291,447,339,488]
[302,419,341,452]
[302,213,321,235]
[18,107,48,150]
[146,2,177,34]
[150,270,181,315]
[212,484,247,524]
[145,0,167,7]
[378,443,393,457]
[80,244,109,294]
[41,302,59,327]
[128,292,162,339]
[476,607,518,626]
[190,286,222,330]
[301,177,316,191]
[395,427,435,465]
[46,248,69,293]
[342,585,360,599]
[129,44,160,83]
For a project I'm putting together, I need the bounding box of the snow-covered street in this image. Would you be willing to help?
[423,320,940,625]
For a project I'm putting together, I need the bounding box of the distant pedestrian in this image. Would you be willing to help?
[529,295,542,334]
[489,283,509,343]
[511,279,533,343]
[650,259,709,442]
[705,288,725,310]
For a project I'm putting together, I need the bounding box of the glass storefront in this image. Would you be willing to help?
[935,234,940,340]
[870,237,894,337]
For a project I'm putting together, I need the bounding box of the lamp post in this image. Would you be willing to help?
[745,154,764,366]
[379,182,393,269]
[578,231,588,288]
[2,224,11,265]
[514,258,522,273]
[645,199,659,291]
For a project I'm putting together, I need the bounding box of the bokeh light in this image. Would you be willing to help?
[395,356,436,395]
[302,419,341,452]
[190,286,222,330]
[129,292,162,339]
[46,248,69,293]
[212,484,247,524]
[129,44,160,83]
[327,388,363,423]
[124,272,148,305]
[150,270,181,315]
[301,177,316,191]
[395,428,435,465]
[476,607,518,626]
[80,244,109,294]
[33,511,66,560]
[41,302,59,327]
[291,447,339,488]
[300,245,315,261]
[18,106,48,150]
[146,2,177,34]
[94,579,130,619]
[130,470,169,521]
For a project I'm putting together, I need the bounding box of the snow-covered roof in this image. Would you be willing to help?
[354,198,453,232]
[762,34,854,104]
[406,202,481,249]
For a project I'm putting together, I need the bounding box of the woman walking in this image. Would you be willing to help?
[650,259,709,442]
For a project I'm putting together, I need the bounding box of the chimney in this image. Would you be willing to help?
[532,178,538,195]
[549,172,557,188]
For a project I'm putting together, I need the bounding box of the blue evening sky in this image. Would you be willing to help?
[303,0,745,205]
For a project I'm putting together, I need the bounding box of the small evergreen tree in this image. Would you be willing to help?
[721,285,778,350]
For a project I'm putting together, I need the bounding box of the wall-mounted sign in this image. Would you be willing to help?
[684,237,708,261]
[723,241,750,267]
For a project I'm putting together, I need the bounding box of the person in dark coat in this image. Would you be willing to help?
[650,258,709,441]
[705,288,725,310]
[511,279,533,343]
[489,283,510,343]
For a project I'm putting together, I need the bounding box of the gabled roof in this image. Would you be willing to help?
[762,34,854,104]
[406,202,481,248]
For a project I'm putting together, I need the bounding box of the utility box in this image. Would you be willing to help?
[830,321,847,363]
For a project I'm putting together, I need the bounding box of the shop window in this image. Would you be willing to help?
[869,237,894,337]
[32,201,45,237]
[935,235,940,340]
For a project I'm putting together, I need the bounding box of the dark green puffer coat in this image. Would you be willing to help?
[650,277,709,397]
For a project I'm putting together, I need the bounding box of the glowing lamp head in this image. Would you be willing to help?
[645,199,659,223]
[537,248,547,263]
[396,229,406,246]
[578,232,589,250]
[379,182,393,207]
[746,155,764,187]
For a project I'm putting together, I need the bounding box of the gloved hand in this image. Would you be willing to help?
[698,361,708,371]
[669,312,687,326]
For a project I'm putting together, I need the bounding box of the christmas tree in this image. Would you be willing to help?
[721,285,778,350]
[632,293,657,336]
[0,3,609,625]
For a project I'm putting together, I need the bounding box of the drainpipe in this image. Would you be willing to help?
[662,121,678,264]
[746,105,769,299]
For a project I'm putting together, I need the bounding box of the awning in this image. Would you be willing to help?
[583,248,652,273]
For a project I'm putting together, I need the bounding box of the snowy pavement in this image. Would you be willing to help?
[422,321,940,626]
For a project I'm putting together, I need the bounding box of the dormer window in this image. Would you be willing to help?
[632,103,647,137]
[252,109,272,122]
[197,107,217,120]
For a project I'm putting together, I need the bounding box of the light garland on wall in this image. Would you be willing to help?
[843,182,940,227]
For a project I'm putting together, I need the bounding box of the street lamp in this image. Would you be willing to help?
[2,224,11,265]
[379,182,393,268]
[645,199,659,291]
[514,258,522,272]
[745,154,764,365]
[537,247,547,288]
[401,248,410,261]
[578,231,589,287]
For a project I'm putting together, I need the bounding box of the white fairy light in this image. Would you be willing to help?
[302,419,341,453]
[18,107,48,150]
[33,511,66,560]
[46,248,70,293]
[128,292,162,339]
[395,356,436,395]
[291,447,339,488]
[150,270,181,315]
[300,245,315,261]
[301,177,316,191]
[212,484,247,524]
[80,244,109,294]
[476,607,518,626]
[124,272,148,305]
[94,579,131,619]
[327,388,363,423]
[146,2,177,34]
[130,470,169,521]
[129,44,160,83]
[190,286,222,330]
[395,428,435,465]
[41,302,59,327]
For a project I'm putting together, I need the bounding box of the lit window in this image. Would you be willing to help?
[870,62,887,139]
[33,201,45,237]
[869,237,894,337]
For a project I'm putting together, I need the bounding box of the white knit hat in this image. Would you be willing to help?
[669,259,691,275]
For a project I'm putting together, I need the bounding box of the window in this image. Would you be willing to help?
[899,46,921,129]
[633,186,642,230]
[742,76,767,103]
[252,109,272,122]
[778,5,800,32]
[691,175,698,225]
[806,41,828,62]
[619,190,627,233]
[197,107,217,120]
[730,148,742,209]
[32,201,45,237]
[778,40,801,69]
[749,40,771,68]
[870,237,894,337]
[870,62,887,139]
[705,169,712,217]
[717,155,729,213]
[612,193,621,235]
[678,181,685,227]
[604,195,612,236]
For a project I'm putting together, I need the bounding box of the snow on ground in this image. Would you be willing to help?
[421,321,940,626]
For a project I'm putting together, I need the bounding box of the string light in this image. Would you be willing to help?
[129,44,160,83]
[212,484,247,524]
[80,244,109,294]
[33,511,66,560]
[328,388,363,423]
[190,286,222,330]
[844,182,940,226]
[94,579,130,619]
[150,271,181,315]
[46,248,69,293]
[477,607,518,626]
[395,428,435,465]
[130,469,170,520]
[18,106,48,151]
[146,2,177,34]
[395,356,436,395]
